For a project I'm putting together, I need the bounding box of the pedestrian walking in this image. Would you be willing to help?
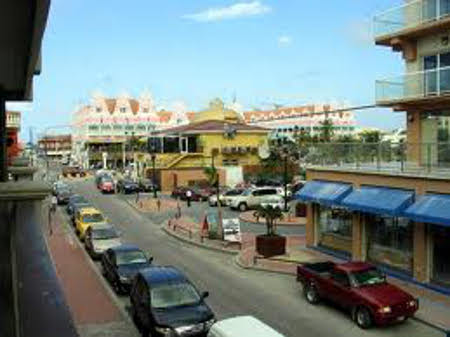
[48,195,57,236]
[186,189,192,207]
[135,188,140,204]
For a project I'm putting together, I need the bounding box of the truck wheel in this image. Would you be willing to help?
[355,306,372,329]
[239,203,247,212]
[304,283,320,304]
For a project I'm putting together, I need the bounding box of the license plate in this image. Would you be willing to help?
[397,316,405,322]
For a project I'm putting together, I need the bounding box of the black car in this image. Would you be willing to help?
[139,179,158,193]
[117,179,139,194]
[130,266,215,337]
[101,244,153,294]
[67,194,90,214]
[56,187,72,204]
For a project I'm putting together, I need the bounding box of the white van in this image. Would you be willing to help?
[207,316,285,337]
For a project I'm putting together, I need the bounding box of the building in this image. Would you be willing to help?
[142,98,270,191]
[6,110,21,164]
[72,92,190,168]
[243,103,356,141]
[297,1,450,294]
[38,134,71,160]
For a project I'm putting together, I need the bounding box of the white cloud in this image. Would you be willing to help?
[278,35,292,46]
[184,1,271,22]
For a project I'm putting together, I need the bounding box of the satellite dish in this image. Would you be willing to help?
[258,143,270,159]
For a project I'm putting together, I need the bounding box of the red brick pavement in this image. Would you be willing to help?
[46,210,122,325]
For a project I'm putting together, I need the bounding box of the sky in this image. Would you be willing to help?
[8,0,407,141]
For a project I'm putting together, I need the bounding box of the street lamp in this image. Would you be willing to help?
[211,148,223,240]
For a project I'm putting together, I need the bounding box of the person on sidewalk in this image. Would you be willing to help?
[186,189,192,207]
[48,195,58,236]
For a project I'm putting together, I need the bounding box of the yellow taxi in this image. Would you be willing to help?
[75,207,107,240]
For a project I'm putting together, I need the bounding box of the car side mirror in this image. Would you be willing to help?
[148,257,154,263]
[201,291,209,299]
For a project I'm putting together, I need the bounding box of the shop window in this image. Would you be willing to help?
[163,137,180,153]
[317,205,352,254]
[431,225,450,287]
[366,215,413,273]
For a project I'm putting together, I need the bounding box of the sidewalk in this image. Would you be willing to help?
[45,207,139,337]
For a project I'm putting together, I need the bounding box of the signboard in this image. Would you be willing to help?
[222,218,241,243]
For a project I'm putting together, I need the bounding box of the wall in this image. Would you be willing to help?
[159,168,226,192]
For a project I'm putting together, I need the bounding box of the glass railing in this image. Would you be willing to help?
[374,0,450,38]
[376,66,450,102]
[303,142,450,176]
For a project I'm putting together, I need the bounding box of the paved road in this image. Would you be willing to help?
[120,193,305,236]
[69,179,443,337]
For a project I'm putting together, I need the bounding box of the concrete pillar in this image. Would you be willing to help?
[352,213,366,261]
[413,222,429,283]
[0,90,7,182]
[305,204,315,247]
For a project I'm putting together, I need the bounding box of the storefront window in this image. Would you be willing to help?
[432,225,450,287]
[367,215,413,273]
[317,205,352,254]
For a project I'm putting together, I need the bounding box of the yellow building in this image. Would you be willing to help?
[141,99,269,191]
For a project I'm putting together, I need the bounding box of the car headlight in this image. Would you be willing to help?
[378,306,392,314]
[408,300,417,307]
[155,326,175,336]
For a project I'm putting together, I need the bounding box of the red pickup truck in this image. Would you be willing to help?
[297,261,418,329]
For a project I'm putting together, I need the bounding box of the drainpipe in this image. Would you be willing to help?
[0,88,7,182]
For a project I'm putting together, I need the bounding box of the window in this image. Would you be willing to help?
[120,107,127,113]
[142,108,149,113]
[96,107,102,113]
[317,205,352,254]
[150,283,201,309]
[116,250,147,265]
[82,213,104,223]
[125,125,134,131]
[113,125,123,130]
[367,215,413,272]
[331,271,350,287]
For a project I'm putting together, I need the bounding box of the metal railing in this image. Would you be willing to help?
[303,142,450,177]
[376,66,450,103]
[374,0,450,37]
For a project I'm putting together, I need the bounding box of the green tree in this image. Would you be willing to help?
[253,205,284,236]
[203,166,218,187]
[359,130,381,143]
[319,118,334,142]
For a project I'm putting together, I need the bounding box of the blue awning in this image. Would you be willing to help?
[403,194,450,227]
[295,180,352,206]
[341,186,414,217]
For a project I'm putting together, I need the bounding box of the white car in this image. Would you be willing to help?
[84,224,122,259]
[229,187,279,212]
[209,189,245,207]
[208,316,285,337]
[261,195,286,210]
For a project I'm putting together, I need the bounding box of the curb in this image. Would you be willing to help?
[238,213,305,227]
[162,226,239,256]
[54,209,140,337]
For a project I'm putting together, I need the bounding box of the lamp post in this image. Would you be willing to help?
[151,153,157,198]
[211,148,223,240]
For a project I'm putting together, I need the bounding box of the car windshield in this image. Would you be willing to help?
[241,189,252,196]
[116,250,147,265]
[82,213,104,223]
[92,228,118,240]
[226,190,243,196]
[351,268,386,287]
[151,282,201,309]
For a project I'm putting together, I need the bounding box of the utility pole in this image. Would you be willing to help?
[211,148,223,239]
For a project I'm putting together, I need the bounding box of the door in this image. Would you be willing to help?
[136,280,151,329]
[180,137,188,154]
[439,52,450,93]
[328,270,353,307]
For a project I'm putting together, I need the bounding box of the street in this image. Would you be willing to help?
[64,178,443,337]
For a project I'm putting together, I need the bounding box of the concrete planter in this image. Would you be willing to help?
[256,235,286,258]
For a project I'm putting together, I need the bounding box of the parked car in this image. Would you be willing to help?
[70,201,93,223]
[275,187,292,200]
[117,179,139,194]
[55,186,72,204]
[52,181,69,196]
[96,172,111,188]
[84,224,121,259]
[191,186,211,201]
[229,187,279,211]
[208,316,285,337]
[297,261,419,329]
[130,266,215,336]
[66,194,89,215]
[138,179,158,192]
[99,176,115,194]
[101,244,153,294]
[208,188,244,207]
[74,207,107,240]
[171,186,188,199]
[62,165,86,178]
[260,195,286,210]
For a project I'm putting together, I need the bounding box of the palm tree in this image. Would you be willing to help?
[253,205,284,236]
[203,166,218,187]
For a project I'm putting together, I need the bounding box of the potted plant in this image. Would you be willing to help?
[253,205,286,257]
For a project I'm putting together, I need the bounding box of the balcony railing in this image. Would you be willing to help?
[376,66,450,103]
[374,0,450,38]
[303,142,450,177]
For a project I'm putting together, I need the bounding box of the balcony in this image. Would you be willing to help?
[302,142,450,179]
[374,0,450,47]
[376,66,450,109]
